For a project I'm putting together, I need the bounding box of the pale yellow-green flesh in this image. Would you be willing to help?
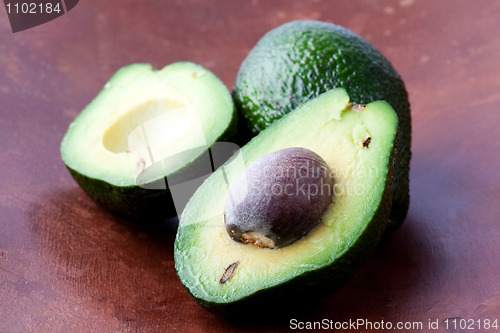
[61,62,233,186]
[175,88,398,304]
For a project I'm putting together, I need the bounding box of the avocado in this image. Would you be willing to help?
[61,62,237,220]
[232,20,411,230]
[174,88,398,313]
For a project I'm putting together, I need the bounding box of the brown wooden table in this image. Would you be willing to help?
[1,0,500,332]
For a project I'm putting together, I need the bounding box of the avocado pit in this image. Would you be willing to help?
[224,147,334,249]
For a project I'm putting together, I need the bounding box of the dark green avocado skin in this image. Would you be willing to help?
[232,20,411,230]
[67,167,176,221]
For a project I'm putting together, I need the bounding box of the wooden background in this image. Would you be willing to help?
[1,0,500,332]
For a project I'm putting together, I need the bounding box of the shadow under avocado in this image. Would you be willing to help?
[309,217,430,324]
[28,187,182,323]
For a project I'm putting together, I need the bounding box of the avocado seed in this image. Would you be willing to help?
[224,147,334,249]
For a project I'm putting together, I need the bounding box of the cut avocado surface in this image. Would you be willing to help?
[232,20,411,230]
[174,88,398,313]
[61,62,236,220]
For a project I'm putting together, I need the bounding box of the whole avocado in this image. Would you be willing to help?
[232,20,411,229]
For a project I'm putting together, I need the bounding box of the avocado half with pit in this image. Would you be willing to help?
[174,88,398,313]
[60,62,236,220]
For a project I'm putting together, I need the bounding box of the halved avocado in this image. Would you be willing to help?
[61,62,236,220]
[174,88,398,313]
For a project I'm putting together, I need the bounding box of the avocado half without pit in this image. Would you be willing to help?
[224,147,334,249]
[174,88,398,314]
[60,62,236,220]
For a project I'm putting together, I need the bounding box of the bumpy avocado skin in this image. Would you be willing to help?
[67,167,176,221]
[232,20,411,230]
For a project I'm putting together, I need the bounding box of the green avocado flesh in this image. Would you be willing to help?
[232,20,411,230]
[61,62,236,220]
[174,88,398,312]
